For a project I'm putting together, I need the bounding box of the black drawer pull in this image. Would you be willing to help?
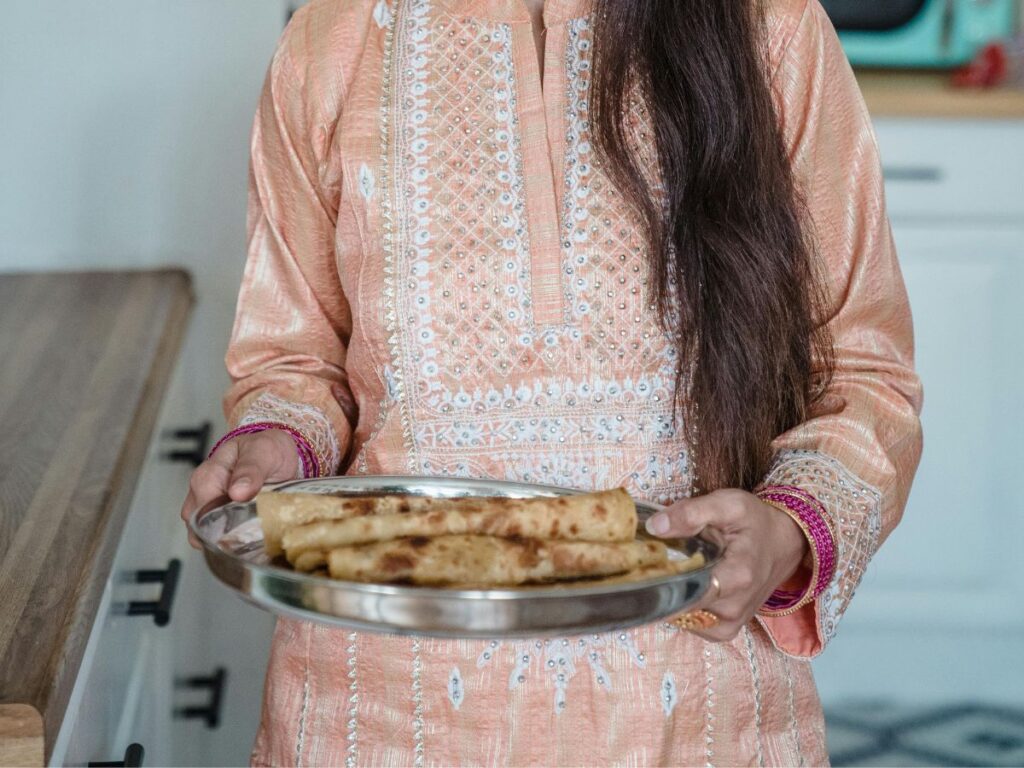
[162,421,212,467]
[127,559,181,627]
[175,666,227,729]
[88,743,144,767]
[883,165,944,183]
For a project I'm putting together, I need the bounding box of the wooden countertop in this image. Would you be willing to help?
[0,706,42,768]
[857,69,1024,119]
[0,269,194,764]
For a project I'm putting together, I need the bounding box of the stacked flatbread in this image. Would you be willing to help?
[255,488,694,587]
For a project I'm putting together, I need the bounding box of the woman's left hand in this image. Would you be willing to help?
[645,489,810,642]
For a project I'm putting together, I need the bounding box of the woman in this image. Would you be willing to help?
[181,0,923,764]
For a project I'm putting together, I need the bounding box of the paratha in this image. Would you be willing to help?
[324,535,668,586]
[295,549,701,586]
[256,490,439,557]
[281,488,636,559]
[260,487,636,558]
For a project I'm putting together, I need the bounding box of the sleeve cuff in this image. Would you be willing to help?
[753,448,884,658]
[232,390,349,477]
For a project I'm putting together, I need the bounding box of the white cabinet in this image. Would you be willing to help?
[52,328,276,768]
[876,120,1024,222]
[167,555,275,768]
[54,339,195,767]
[812,121,1024,705]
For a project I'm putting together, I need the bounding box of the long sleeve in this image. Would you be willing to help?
[220,19,356,477]
[756,0,924,657]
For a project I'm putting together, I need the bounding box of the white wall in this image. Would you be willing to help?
[0,0,292,423]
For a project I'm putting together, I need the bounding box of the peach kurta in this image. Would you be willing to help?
[221,0,924,764]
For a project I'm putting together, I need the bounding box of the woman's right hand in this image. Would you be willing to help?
[179,429,303,548]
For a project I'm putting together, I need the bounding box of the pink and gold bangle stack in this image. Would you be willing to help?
[206,422,321,479]
[756,485,837,617]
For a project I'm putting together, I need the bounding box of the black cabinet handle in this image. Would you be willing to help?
[127,559,181,627]
[162,421,212,467]
[88,743,144,767]
[175,667,227,729]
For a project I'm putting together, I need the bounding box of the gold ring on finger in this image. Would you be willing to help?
[709,574,721,601]
[671,609,721,632]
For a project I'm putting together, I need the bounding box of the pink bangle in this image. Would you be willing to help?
[756,486,837,616]
[763,489,835,605]
[207,422,320,479]
[766,493,835,605]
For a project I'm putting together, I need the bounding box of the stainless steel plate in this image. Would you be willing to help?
[191,475,722,638]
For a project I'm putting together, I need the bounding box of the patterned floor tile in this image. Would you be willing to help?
[826,702,1024,768]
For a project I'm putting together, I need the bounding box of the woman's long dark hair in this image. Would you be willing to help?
[591,0,833,493]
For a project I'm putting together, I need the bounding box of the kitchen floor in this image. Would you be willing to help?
[826,702,1024,767]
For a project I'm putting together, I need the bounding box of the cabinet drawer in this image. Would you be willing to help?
[58,459,182,766]
[53,350,195,766]
[873,120,1024,222]
[61,608,156,767]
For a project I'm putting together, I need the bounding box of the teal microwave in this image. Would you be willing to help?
[819,0,1018,68]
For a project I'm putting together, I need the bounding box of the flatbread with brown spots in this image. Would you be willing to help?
[260,487,637,559]
[256,490,441,557]
[324,535,668,586]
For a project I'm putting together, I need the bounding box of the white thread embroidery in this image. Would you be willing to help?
[761,449,884,644]
[703,643,717,766]
[744,626,767,767]
[373,0,392,29]
[369,0,404,477]
[370,5,693,504]
[476,633,648,714]
[358,163,375,200]
[448,666,464,710]
[238,391,342,476]
[384,0,432,473]
[345,632,359,768]
[412,640,425,766]
[661,671,679,717]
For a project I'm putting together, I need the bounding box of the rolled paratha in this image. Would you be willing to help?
[262,488,637,558]
[292,550,328,573]
[296,550,701,585]
[282,488,636,560]
[452,555,705,589]
[325,535,668,586]
[256,491,440,557]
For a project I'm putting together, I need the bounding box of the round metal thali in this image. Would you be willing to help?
[190,475,722,638]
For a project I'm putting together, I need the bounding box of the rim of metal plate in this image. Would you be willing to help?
[190,475,723,637]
